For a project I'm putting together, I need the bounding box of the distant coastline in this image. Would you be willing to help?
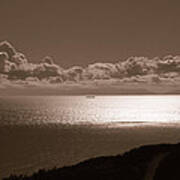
[0,92,180,96]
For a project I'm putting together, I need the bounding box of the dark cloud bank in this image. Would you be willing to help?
[0,41,180,95]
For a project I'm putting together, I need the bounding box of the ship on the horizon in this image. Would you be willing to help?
[86,95,95,99]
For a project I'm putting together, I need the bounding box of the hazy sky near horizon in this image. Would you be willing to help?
[0,0,180,67]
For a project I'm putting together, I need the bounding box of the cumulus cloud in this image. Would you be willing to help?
[84,63,118,80]
[0,41,16,59]
[63,66,84,81]
[0,41,180,94]
[33,57,63,80]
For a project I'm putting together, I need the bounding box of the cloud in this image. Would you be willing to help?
[0,41,16,59]
[11,52,28,65]
[63,66,84,81]
[0,52,10,73]
[0,41,180,94]
[157,55,180,73]
[84,63,118,80]
[33,59,62,80]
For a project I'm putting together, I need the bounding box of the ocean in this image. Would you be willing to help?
[1,95,180,178]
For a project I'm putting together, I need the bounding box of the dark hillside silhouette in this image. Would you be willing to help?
[3,143,180,180]
[154,149,180,180]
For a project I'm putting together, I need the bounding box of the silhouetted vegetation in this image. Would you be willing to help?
[3,143,180,180]
[154,148,180,180]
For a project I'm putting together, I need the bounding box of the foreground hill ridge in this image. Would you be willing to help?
[3,143,180,180]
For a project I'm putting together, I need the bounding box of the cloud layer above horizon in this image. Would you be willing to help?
[0,41,180,94]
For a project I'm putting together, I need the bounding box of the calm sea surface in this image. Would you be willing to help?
[1,95,180,178]
[0,95,180,126]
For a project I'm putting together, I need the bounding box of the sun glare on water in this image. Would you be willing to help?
[80,95,180,126]
[0,95,180,127]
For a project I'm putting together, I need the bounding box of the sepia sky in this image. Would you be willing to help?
[0,0,180,95]
[0,0,180,67]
